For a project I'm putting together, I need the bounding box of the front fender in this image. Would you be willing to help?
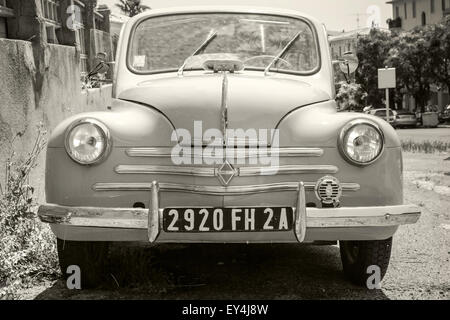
[276,100,401,148]
[47,99,176,148]
[276,100,403,206]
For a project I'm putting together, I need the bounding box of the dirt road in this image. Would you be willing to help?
[23,152,450,300]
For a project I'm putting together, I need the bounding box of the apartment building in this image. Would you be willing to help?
[387,0,450,30]
[0,0,113,75]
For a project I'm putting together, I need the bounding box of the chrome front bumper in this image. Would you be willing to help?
[38,181,421,243]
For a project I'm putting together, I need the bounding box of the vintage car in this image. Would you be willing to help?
[38,7,421,287]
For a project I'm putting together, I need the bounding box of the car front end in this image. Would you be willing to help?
[37,7,420,287]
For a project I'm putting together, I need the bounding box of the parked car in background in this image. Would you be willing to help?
[394,110,417,128]
[367,108,396,126]
[37,7,421,288]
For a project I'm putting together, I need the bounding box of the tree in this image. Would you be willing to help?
[385,29,434,112]
[355,29,393,108]
[335,81,368,112]
[426,21,450,96]
[116,0,150,17]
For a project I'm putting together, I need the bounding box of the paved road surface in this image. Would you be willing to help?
[396,127,450,143]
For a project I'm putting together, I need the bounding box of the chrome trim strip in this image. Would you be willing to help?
[115,164,338,176]
[239,165,338,176]
[92,182,360,195]
[125,147,324,158]
[221,71,228,145]
[115,165,215,176]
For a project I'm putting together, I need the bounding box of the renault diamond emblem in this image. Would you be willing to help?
[216,160,236,186]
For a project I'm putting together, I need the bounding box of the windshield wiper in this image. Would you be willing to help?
[264,31,302,76]
[177,29,217,76]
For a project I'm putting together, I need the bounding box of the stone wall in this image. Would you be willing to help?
[0,38,111,202]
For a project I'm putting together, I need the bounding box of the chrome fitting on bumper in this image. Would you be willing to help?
[38,181,421,243]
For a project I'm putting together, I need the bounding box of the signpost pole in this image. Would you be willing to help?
[386,88,390,122]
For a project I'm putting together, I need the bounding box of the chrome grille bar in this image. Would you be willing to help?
[125,147,324,158]
[114,164,338,176]
[115,165,215,176]
[93,182,360,196]
[239,165,338,176]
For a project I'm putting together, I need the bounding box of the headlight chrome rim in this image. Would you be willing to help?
[64,118,111,165]
[338,119,384,166]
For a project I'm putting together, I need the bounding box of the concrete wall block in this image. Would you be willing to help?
[0,38,111,201]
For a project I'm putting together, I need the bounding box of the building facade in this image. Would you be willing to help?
[0,0,112,76]
[328,27,375,60]
[387,0,450,30]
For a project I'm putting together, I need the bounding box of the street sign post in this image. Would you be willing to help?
[378,68,396,123]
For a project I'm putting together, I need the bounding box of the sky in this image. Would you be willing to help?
[100,0,393,31]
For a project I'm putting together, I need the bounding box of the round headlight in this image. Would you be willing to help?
[65,119,110,165]
[339,119,384,165]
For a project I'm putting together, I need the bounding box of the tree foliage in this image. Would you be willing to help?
[355,20,450,112]
[385,29,434,111]
[355,29,393,109]
[116,0,150,17]
[426,20,450,94]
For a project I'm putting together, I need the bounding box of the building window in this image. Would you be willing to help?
[443,0,447,10]
[422,12,427,25]
[68,0,87,75]
[339,46,342,57]
[404,2,408,19]
[348,43,351,52]
[413,1,417,18]
[0,0,13,38]
[41,0,62,44]
[396,6,400,18]
[431,0,435,13]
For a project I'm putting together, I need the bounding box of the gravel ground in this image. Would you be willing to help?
[20,152,450,300]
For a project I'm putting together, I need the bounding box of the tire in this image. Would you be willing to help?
[57,239,110,288]
[339,237,392,287]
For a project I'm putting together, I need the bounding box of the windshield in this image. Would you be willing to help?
[128,13,320,74]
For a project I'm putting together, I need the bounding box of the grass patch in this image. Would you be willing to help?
[401,140,450,153]
[0,125,59,299]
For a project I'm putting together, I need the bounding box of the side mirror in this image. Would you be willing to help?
[87,61,110,78]
[333,52,359,82]
[86,52,111,81]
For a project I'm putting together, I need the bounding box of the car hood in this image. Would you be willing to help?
[118,73,330,144]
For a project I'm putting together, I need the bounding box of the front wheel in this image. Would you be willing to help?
[57,239,110,288]
[339,238,392,287]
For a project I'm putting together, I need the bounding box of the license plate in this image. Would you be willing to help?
[163,207,293,232]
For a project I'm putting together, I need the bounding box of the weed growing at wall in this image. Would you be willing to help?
[0,124,59,299]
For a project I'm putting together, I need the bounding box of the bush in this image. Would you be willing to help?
[0,125,59,299]
[335,81,368,112]
[401,140,450,153]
